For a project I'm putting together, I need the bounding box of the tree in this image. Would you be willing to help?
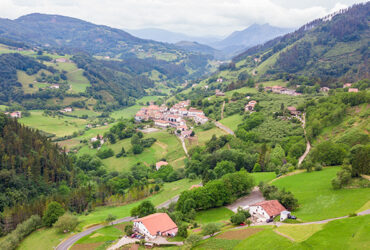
[185,234,202,247]
[131,201,156,217]
[177,224,188,238]
[124,224,133,235]
[132,144,144,154]
[350,144,370,176]
[230,207,251,225]
[202,223,221,236]
[105,214,117,225]
[43,201,65,227]
[214,160,236,178]
[253,163,261,172]
[53,213,79,233]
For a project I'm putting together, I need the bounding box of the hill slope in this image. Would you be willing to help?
[233,3,370,82]
[0,13,213,81]
[212,23,293,56]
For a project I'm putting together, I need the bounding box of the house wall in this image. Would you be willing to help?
[134,221,155,239]
[249,206,270,220]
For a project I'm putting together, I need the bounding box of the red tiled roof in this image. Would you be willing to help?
[156,161,168,168]
[134,213,177,236]
[287,106,297,111]
[252,200,286,217]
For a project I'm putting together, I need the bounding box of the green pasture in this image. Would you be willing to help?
[110,105,143,120]
[250,172,276,185]
[19,110,87,137]
[273,167,370,222]
[66,69,90,93]
[195,207,234,225]
[219,114,243,131]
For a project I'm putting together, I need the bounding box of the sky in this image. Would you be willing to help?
[0,0,367,36]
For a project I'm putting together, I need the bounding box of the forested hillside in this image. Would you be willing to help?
[233,2,369,83]
[0,13,213,81]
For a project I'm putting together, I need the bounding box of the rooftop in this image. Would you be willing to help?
[252,200,287,217]
[133,213,177,236]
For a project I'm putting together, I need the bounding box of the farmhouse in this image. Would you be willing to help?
[62,107,73,113]
[249,200,286,221]
[348,88,359,93]
[287,106,300,116]
[156,161,168,170]
[215,89,225,96]
[188,108,204,117]
[343,83,352,88]
[245,100,257,111]
[6,111,22,118]
[320,87,330,92]
[133,213,178,239]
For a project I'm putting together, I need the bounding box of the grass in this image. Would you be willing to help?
[75,225,123,244]
[195,207,235,225]
[19,110,87,137]
[17,227,70,250]
[69,109,101,118]
[276,224,323,242]
[224,87,257,98]
[187,127,228,149]
[110,105,143,120]
[234,228,293,249]
[80,130,186,172]
[273,167,370,222]
[301,215,370,249]
[136,96,162,104]
[250,172,276,185]
[257,79,287,87]
[219,114,243,131]
[66,69,91,93]
[194,238,241,250]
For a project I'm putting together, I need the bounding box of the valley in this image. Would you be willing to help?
[0,2,369,250]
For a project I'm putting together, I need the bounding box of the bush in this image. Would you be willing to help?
[331,166,352,189]
[105,214,117,225]
[53,213,79,233]
[314,163,323,171]
[96,148,114,159]
[202,223,221,236]
[230,207,251,225]
[132,144,144,154]
[1,215,42,250]
[185,234,202,246]
[177,224,188,238]
[252,163,261,172]
[259,183,298,210]
[43,202,65,227]
[124,224,133,235]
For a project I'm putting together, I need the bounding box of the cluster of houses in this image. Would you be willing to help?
[4,111,22,118]
[135,100,209,138]
[264,85,302,96]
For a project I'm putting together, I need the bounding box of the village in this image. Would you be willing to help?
[134,100,209,138]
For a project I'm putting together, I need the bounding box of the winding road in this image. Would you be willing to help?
[215,121,235,135]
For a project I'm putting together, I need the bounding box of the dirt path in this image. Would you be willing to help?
[226,187,265,212]
[298,113,311,166]
[269,170,305,184]
[215,121,235,135]
[180,137,188,156]
[221,101,225,120]
[172,156,186,164]
[274,230,295,241]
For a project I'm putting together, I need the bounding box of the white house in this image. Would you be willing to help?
[187,108,204,117]
[280,211,291,221]
[194,114,209,124]
[249,200,286,222]
[133,213,178,239]
[154,120,169,128]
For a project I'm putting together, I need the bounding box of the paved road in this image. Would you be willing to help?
[215,121,234,135]
[179,137,188,156]
[56,196,178,250]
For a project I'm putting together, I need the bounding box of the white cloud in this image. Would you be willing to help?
[0,0,367,36]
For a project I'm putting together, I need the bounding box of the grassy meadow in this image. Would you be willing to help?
[19,110,87,137]
[273,167,370,222]
[219,114,243,131]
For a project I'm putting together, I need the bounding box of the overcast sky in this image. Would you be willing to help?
[0,0,367,36]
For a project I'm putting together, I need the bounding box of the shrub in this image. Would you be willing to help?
[230,207,251,225]
[96,148,114,159]
[53,213,79,233]
[185,234,202,246]
[177,224,188,238]
[259,183,298,210]
[1,215,42,250]
[314,163,323,171]
[43,202,65,227]
[132,144,144,154]
[331,166,352,189]
[124,225,133,235]
[252,163,262,172]
[202,223,221,236]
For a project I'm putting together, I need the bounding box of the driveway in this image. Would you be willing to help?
[226,187,265,212]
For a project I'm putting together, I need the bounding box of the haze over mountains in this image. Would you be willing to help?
[127,24,294,58]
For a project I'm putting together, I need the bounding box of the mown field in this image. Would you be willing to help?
[219,114,243,131]
[19,110,87,137]
[273,167,370,222]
